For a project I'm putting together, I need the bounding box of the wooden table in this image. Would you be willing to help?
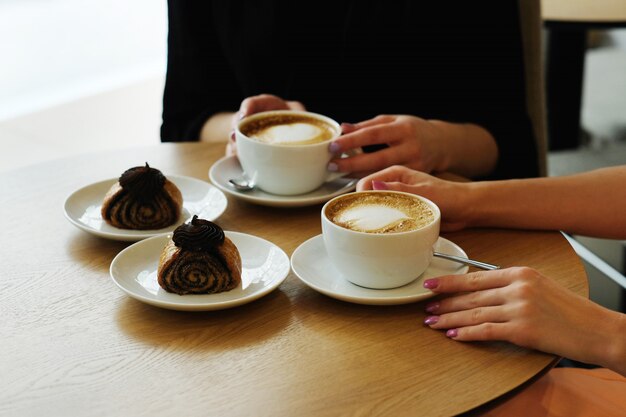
[0,143,588,416]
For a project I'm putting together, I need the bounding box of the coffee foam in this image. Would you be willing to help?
[335,205,410,232]
[254,123,325,144]
[241,114,336,145]
[326,192,435,234]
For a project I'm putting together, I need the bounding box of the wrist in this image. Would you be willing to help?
[460,181,490,228]
[426,120,498,178]
[200,112,236,142]
[425,119,454,173]
[602,313,626,375]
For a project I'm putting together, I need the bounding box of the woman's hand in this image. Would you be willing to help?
[422,267,626,374]
[328,115,445,177]
[328,115,497,178]
[227,94,305,155]
[356,165,472,232]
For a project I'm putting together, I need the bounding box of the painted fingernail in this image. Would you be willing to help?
[327,162,339,172]
[423,278,439,289]
[372,180,389,190]
[237,111,245,120]
[328,142,341,153]
[425,302,440,313]
[424,315,439,325]
[446,329,458,338]
[230,130,236,141]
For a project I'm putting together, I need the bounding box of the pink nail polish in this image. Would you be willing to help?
[425,302,439,313]
[328,142,341,153]
[327,162,339,172]
[424,315,439,325]
[446,329,458,338]
[230,131,236,141]
[423,278,439,289]
[372,181,389,190]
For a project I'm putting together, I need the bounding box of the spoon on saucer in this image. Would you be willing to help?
[433,252,500,270]
[228,177,255,192]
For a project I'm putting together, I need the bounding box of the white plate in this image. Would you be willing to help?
[110,232,290,311]
[291,235,469,305]
[64,175,227,241]
[208,155,357,207]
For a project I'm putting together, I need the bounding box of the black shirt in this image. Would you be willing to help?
[162,1,538,179]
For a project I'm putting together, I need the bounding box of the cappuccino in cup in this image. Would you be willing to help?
[236,110,345,196]
[324,192,435,234]
[322,191,440,289]
[240,113,337,146]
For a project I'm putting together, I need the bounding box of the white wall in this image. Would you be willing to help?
[0,0,167,121]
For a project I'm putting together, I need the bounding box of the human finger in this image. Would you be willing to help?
[426,289,507,317]
[341,116,399,138]
[423,269,514,294]
[364,180,430,196]
[286,100,306,111]
[351,114,397,129]
[443,322,515,343]
[239,94,291,117]
[231,97,305,132]
[330,141,415,173]
[330,122,404,154]
[356,165,419,191]
[341,122,358,135]
[424,287,506,316]
[425,305,511,331]
[339,116,398,136]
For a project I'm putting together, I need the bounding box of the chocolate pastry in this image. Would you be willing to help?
[101,163,183,230]
[157,216,242,295]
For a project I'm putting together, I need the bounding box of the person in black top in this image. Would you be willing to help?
[161,1,538,180]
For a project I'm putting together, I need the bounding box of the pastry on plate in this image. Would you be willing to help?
[157,215,242,295]
[101,163,182,230]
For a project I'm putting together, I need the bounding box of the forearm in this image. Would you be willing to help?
[429,120,498,179]
[464,166,626,239]
[199,112,235,143]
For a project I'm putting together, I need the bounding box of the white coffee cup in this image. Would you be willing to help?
[321,191,441,289]
[236,110,345,195]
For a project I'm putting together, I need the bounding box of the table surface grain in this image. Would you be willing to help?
[0,143,588,417]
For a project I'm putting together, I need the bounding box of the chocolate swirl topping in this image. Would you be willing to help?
[173,215,225,251]
[119,163,166,199]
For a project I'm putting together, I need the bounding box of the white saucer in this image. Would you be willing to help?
[64,175,227,241]
[291,235,469,305]
[110,231,290,311]
[208,155,357,207]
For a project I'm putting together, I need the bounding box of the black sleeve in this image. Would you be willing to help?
[160,1,241,142]
[316,2,539,180]
[439,3,538,180]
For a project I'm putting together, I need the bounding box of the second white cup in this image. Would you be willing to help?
[321,191,441,289]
